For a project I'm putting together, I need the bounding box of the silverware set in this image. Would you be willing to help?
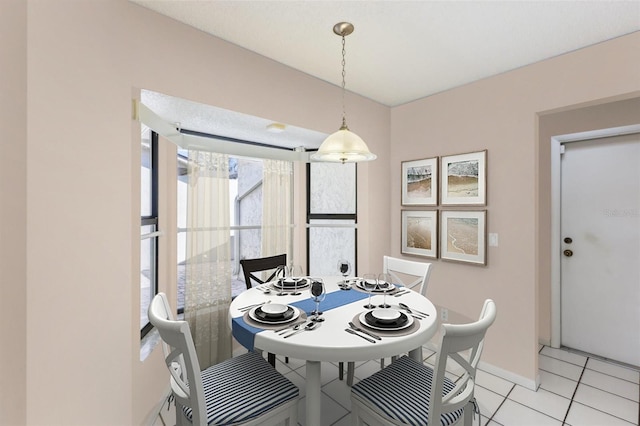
[346,321,381,343]
[282,322,318,338]
[393,289,411,297]
[238,300,270,312]
[398,302,429,319]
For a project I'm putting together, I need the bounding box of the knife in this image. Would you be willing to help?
[345,328,376,343]
[348,321,381,340]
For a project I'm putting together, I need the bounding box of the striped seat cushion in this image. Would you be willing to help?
[351,356,463,426]
[182,351,298,425]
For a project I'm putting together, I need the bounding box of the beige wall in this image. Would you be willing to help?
[0,1,27,424]
[391,32,640,382]
[537,96,640,344]
[6,0,389,424]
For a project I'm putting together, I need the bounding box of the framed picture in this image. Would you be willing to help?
[401,210,438,258]
[401,157,438,206]
[441,150,487,205]
[440,210,487,265]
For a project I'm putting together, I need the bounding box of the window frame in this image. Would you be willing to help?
[305,162,358,275]
[140,131,159,338]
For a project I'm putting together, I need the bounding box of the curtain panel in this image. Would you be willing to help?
[261,159,293,264]
[185,151,232,368]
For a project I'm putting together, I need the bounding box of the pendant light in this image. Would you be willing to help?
[311,22,376,164]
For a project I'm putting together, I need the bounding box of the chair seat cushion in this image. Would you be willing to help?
[351,356,463,426]
[182,351,298,425]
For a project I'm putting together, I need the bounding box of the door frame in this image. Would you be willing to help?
[550,124,640,348]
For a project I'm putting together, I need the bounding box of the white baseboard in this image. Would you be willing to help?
[538,337,551,347]
[478,360,539,391]
[144,386,172,426]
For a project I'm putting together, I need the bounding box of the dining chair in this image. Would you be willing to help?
[240,253,287,290]
[239,253,287,366]
[340,256,433,386]
[149,293,299,426]
[350,299,497,426]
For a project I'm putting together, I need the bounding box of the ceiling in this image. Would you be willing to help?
[133,0,639,149]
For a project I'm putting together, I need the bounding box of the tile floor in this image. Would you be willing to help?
[154,344,639,426]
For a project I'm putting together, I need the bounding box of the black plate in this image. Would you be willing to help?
[253,306,295,322]
[364,311,409,328]
[273,278,309,289]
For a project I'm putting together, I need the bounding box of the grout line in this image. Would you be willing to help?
[485,383,515,424]
[562,355,587,425]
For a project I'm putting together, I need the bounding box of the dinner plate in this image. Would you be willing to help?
[272,278,310,289]
[355,280,396,293]
[249,305,300,324]
[359,310,414,331]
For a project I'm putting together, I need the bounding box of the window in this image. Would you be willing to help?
[140,126,159,338]
[307,162,358,275]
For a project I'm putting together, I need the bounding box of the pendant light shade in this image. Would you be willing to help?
[311,22,376,164]
[313,125,376,163]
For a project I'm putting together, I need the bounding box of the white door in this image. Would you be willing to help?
[560,133,640,366]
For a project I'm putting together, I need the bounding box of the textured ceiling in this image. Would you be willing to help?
[133,1,639,149]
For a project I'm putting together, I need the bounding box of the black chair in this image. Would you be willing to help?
[240,254,287,290]
[239,254,287,366]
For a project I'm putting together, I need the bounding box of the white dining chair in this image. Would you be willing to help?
[350,299,497,426]
[341,256,433,386]
[148,293,299,426]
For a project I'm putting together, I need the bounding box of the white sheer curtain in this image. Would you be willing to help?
[261,159,293,262]
[185,150,232,368]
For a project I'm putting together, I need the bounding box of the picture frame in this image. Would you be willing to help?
[440,150,487,206]
[401,157,438,206]
[440,210,487,265]
[401,210,438,258]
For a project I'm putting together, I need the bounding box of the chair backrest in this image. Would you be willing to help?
[240,254,287,290]
[148,293,207,425]
[428,299,497,425]
[383,255,432,296]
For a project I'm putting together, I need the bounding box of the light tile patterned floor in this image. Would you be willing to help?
[155,345,639,425]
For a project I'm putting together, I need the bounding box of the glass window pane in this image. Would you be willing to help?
[310,162,356,214]
[308,219,356,276]
[140,224,156,330]
[141,125,152,217]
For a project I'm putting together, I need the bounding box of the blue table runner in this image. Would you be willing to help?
[232,289,369,350]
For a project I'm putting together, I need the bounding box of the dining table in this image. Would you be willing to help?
[228,275,439,426]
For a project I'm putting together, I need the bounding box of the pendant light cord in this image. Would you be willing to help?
[341,34,348,130]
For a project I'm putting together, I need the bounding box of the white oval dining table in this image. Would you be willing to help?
[228,276,438,426]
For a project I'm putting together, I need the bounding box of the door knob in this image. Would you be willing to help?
[563,249,573,257]
[564,237,573,244]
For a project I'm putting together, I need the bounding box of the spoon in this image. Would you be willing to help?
[283,322,317,338]
[277,322,304,335]
[399,302,429,317]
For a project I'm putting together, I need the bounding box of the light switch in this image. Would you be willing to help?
[489,233,499,247]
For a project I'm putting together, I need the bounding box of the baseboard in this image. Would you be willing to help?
[144,386,172,426]
[538,337,551,347]
[478,360,539,391]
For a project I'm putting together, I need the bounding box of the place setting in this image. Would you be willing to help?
[242,302,307,331]
[345,273,422,341]
[271,265,310,296]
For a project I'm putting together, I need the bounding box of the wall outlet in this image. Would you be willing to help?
[441,307,449,322]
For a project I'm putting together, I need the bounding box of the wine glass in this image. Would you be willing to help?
[288,264,303,295]
[362,273,377,309]
[309,278,326,322]
[276,265,288,296]
[377,273,393,308]
[337,259,351,289]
